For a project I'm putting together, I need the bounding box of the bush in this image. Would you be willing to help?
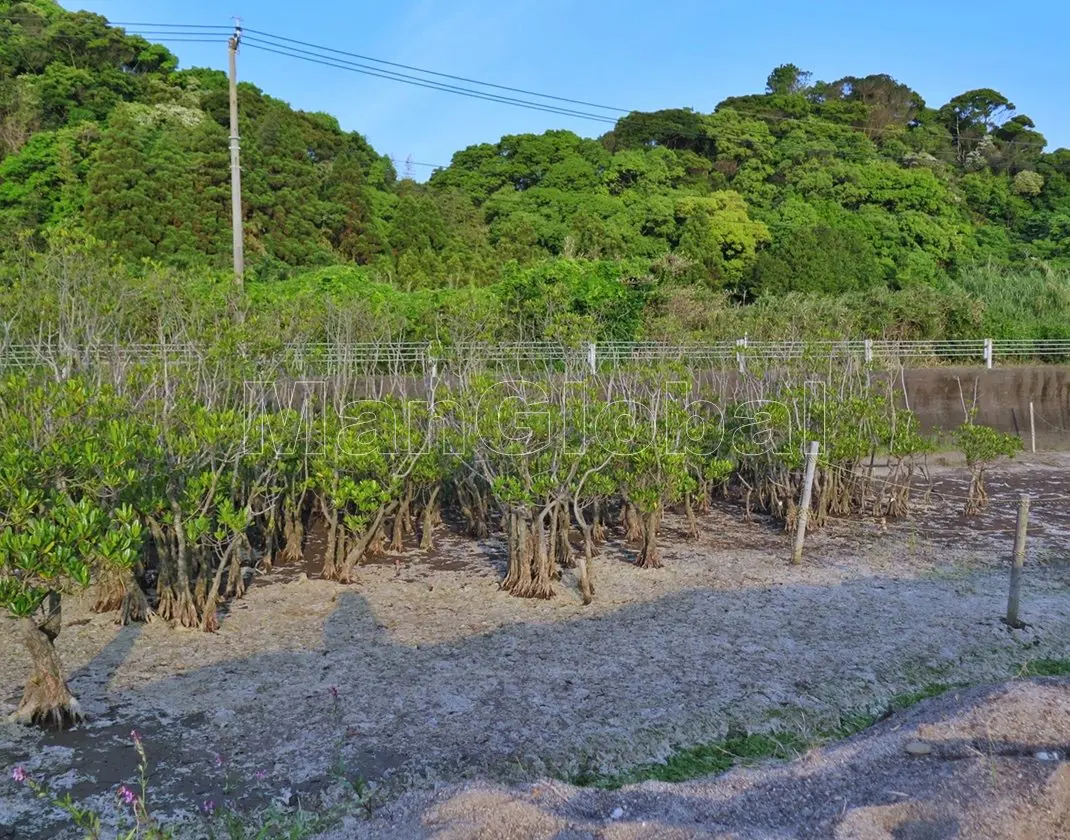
[747,225,884,297]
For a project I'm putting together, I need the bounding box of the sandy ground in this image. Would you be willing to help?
[1,458,1069,838]
[330,679,1070,839]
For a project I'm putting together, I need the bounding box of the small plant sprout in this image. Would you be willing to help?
[8,764,103,839]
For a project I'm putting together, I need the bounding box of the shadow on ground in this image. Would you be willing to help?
[331,679,1070,839]
[2,564,1069,839]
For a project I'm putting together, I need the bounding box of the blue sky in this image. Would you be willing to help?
[64,0,1069,175]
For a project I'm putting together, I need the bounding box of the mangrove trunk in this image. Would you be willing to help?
[15,594,81,729]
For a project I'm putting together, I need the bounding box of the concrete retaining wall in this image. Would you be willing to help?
[903,367,1070,450]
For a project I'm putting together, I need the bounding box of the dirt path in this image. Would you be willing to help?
[1,460,1069,839]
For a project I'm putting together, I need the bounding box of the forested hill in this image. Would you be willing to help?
[2,0,1070,342]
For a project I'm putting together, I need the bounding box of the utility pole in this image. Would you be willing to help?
[228,20,245,289]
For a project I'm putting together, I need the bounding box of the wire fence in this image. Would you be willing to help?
[3,338,1070,375]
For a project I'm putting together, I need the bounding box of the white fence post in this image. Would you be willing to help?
[864,339,873,364]
[587,342,597,375]
[736,337,747,374]
[984,338,994,369]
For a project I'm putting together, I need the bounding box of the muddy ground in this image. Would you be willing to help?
[1,457,1069,839]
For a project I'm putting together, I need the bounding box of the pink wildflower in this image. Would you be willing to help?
[11,767,27,783]
[118,785,138,806]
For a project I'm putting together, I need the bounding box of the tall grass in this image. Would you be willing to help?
[644,265,1070,343]
[954,264,1070,340]
[643,283,983,341]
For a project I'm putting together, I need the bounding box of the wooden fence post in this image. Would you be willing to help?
[1005,494,1030,629]
[791,441,820,565]
[1030,401,1036,453]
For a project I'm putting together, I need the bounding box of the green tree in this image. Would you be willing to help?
[674,192,770,287]
[748,225,882,296]
[766,63,812,95]
[322,152,382,264]
[939,88,1015,165]
[604,108,711,155]
[0,377,145,727]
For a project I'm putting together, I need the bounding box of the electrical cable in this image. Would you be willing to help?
[122,30,231,37]
[238,28,1052,150]
[9,17,1058,150]
[125,36,228,43]
[388,157,448,170]
[242,41,618,124]
[241,37,618,123]
[242,26,629,114]
[108,21,232,29]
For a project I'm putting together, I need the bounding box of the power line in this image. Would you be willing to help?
[124,34,229,42]
[128,37,228,43]
[12,15,1057,151]
[109,22,232,29]
[225,56,1055,151]
[123,30,230,36]
[241,38,618,124]
[388,157,448,170]
[242,27,629,114]
[236,27,1052,152]
[241,41,617,125]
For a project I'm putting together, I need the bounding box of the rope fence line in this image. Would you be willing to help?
[774,456,1062,553]
[3,337,1070,373]
[818,459,975,509]
[818,459,1070,508]
[1033,408,1070,435]
[786,456,1064,621]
